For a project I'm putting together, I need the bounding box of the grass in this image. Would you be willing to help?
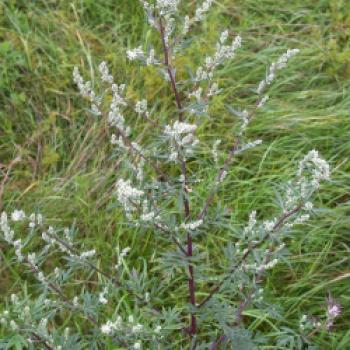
[1,0,350,348]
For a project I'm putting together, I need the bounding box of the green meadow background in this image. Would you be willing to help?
[0,0,349,348]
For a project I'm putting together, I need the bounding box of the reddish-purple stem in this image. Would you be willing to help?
[209,335,227,350]
[30,331,54,350]
[159,18,184,122]
[159,17,196,337]
[187,232,197,335]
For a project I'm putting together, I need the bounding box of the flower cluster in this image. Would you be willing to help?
[164,121,198,161]
[99,61,114,84]
[237,139,263,153]
[326,294,342,330]
[115,179,145,217]
[211,139,221,163]
[297,149,330,186]
[115,246,131,269]
[127,46,145,61]
[156,0,179,15]
[99,287,109,305]
[300,294,341,333]
[101,314,162,350]
[194,0,214,22]
[73,67,102,115]
[116,179,160,224]
[182,0,214,36]
[135,99,149,116]
[187,31,241,115]
[127,47,159,66]
[257,48,300,95]
[108,83,129,133]
[195,31,242,82]
[180,219,203,231]
[283,150,330,215]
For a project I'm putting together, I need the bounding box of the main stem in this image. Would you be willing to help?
[187,232,197,335]
[159,17,197,337]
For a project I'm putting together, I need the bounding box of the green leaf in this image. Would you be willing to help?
[5,335,27,350]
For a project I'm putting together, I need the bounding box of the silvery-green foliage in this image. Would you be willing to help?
[0,1,333,349]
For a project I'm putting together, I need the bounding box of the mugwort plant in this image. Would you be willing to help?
[0,1,337,349]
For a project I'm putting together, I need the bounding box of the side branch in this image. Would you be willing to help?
[198,92,267,222]
[198,142,238,220]
[198,205,303,308]
[116,125,168,181]
[0,156,21,211]
[24,256,98,326]
[30,331,54,350]
[159,18,184,122]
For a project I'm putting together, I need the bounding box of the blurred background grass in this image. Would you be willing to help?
[0,0,350,348]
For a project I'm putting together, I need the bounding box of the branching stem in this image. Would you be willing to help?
[30,331,54,350]
[198,204,303,308]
